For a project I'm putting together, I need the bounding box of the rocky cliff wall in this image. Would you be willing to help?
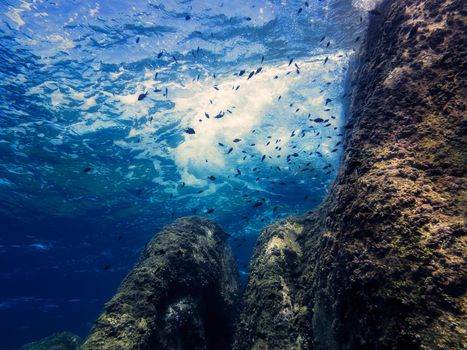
[235,0,466,349]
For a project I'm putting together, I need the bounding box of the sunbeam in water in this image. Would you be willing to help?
[0,0,378,348]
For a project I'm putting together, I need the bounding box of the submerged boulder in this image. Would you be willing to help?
[82,216,240,350]
[236,0,466,349]
[20,332,82,350]
[233,217,312,349]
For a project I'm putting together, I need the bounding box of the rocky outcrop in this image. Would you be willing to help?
[82,217,240,350]
[235,0,466,349]
[233,217,312,349]
[20,332,82,350]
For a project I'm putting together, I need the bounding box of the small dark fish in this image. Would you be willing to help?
[208,175,216,181]
[185,15,191,20]
[278,95,282,100]
[256,67,262,74]
[355,36,360,43]
[214,86,219,91]
[247,71,255,80]
[236,168,242,176]
[297,8,303,14]
[215,112,224,119]
[304,195,309,200]
[185,127,196,134]
[103,264,111,271]
[218,143,225,147]
[288,58,294,66]
[136,37,140,43]
[182,182,185,188]
[324,56,329,64]
[233,138,241,143]
[138,91,148,101]
[325,98,332,105]
[253,201,263,208]
[274,75,279,79]
[227,147,233,154]
[261,155,266,162]
[205,113,210,118]
[326,41,330,48]
[172,55,178,63]
[368,9,382,16]
[83,167,92,173]
[261,55,264,64]
[207,208,215,214]
[305,1,309,7]
[165,87,168,97]
[239,70,245,76]
[313,118,324,122]
[245,17,252,21]
[320,36,325,42]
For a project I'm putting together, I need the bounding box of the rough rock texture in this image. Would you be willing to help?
[233,217,312,349]
[82,216,240,350]
[235,0,466,349]
[20,332,82,350]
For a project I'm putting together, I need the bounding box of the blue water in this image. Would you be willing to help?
[0,0,376,348]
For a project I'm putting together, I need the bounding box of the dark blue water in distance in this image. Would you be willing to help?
[0,0,379,348]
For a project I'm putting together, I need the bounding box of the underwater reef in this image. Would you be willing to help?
[82,217,239,349]
[67,0,465,348]
[235,0,466,348]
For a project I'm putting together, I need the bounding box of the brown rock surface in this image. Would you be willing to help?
[235,0,466,349]
[82,217,240,350]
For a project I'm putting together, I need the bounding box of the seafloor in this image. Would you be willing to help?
[20,0,466,349]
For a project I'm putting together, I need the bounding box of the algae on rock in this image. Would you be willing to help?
[235,0,466,349]
[82,216,240,350]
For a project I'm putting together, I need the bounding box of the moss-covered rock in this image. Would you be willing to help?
[236,0,466,349]
[82,216,240,350]
[20,332,82,350]
[233,217,312,350]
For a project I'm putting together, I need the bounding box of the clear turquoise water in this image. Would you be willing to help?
[0,0,374,348]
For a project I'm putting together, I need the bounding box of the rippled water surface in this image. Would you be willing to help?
[0,0,375,348]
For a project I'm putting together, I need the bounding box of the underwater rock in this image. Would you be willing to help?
[20,332,82,350]
[233,217,312,349]
[82,216,240,350]
[236,0,466,349]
